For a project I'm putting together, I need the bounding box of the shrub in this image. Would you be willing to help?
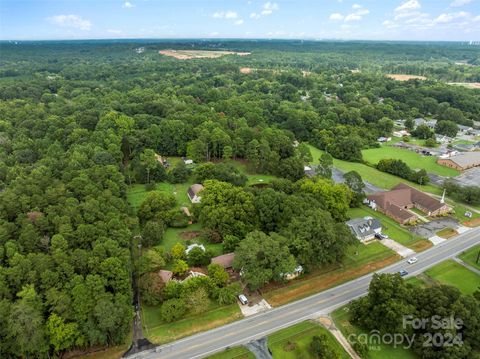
[172,259,189,276]
[160,299,187,322]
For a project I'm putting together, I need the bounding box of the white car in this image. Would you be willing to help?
[407,257,418,264]
[238,294,249,305]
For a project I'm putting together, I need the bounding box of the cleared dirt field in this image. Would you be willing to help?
[240,67,253,74]
[159,49,250,60]
[447,82,480,89]
[386,74,427,81]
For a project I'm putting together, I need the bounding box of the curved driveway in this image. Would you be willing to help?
[129,227,480,359]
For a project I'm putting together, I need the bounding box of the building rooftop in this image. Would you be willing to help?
[443,152,480,168]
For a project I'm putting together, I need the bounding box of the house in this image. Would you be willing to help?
[211,253,235,269]
[346,217,382,242]
[283,265,304,280]
[184,159,194,165]
[304,165,316,177]
[393,130,410,138]
[437,152,480,171]
[187,184,204,203]
[367,183,451,224]
[435,134,452,144]
[185,243,205,254]
[159,270,173,283]
[413,118,436,129]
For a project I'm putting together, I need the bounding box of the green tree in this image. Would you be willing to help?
[160,299,187,322]
[172,259,189,276]
[233,231,296,290]
[46,313,80,354]
[343,171,365,207]
[435,120,458,137]
[138,191,176,224]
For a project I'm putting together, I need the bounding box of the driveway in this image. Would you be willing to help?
[239,299,272,317]
[410,218,459,238]
[379,238,416,258]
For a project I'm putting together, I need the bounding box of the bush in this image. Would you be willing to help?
[144,182,156,191]
[169,212,190,228]
[187,247,211,267]
[223,235,240,252]
[207,263,229,287]
[172,259,189,276]
[170,243,186,260]
[160,299,187,322]
[141,220,165,246]
[213,283,241,305]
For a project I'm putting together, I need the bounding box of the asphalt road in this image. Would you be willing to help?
[128,227,480,359]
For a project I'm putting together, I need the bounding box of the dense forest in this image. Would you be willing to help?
[0,40,479,357]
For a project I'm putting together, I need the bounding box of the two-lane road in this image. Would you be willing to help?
[129,227,480,359]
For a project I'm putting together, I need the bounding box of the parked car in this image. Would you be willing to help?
[375,233,388,240]
[407,257,418,264]
[238,294,249,305]
[399,269,408,277]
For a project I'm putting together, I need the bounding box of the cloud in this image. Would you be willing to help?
[329,13,344,21]
[122,1,134,8]
[212,11,238,19]
[433,11,469,24]
[250,12,261,19]
[345,13,362,21]
[395,0,421,12]
[107,29,122,34]
[47,14,92,30]
[261,2,279,16]
[450,0,472,7]
[234,19,244,25]
[331,4,369,22]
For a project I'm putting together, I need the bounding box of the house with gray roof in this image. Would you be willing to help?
[346,217,382,242]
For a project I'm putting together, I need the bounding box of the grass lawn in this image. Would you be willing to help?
[263,242,399,306]
[459,245,480,271]
[424,260,480,295]
[307,144,442,195]
[436,228,458,239]
[206,347,254,359]
[362,146,459,177]
[223,159,280,185]
[161,223,223,256]
[267,321,350,359]
[127,181,193,212]
[142,302,242,344]
[347,206,431,251]
[405,276,427,288]
[332,306,419,359]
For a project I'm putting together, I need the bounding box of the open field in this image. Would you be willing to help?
[447,82,480,89]
[347,207,431,251]
[459,245,480,270]
[307,144,442,195]
[332,306,418,359]
[263,242,399,306]
[362,146,460,177]
[268,321,349,359]
[386,74,427,81]
[159,49,250,60]
[142,302,242,344]
[424,260,480,295]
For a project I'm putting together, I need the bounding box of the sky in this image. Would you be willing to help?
[0,0,479,41]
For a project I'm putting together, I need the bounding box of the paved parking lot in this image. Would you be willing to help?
[410,218,459,238]
[451,167,480,187]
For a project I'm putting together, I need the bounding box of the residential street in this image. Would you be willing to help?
[125,227,480,359]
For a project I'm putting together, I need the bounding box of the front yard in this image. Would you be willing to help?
[142,302,242,344]
[263,242,399,306]
[459,245,480,270]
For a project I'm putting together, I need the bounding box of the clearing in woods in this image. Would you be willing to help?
[386,74,427,81]
[159,49,250,59]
